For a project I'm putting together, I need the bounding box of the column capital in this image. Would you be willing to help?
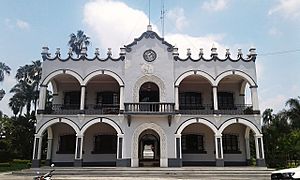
[175,134,181,138]
[34,134,42,138]
[40,84,48,88]
[120,85,124,88]
[214,134,222,138]
[250,85,258,89]
[117,134,124,138]
[174,85,179,88]
[76,134,84,138]
[255,134,263,138]
[80,85,87,88]
[212,86,218,88]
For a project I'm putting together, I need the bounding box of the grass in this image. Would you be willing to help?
[0,160,31,172]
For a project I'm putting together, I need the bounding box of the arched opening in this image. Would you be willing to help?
[179,75,213,114]
[139,82,159,102]
[181,123,215,166]
[221,123,256,166]
[82,122,117,166]
[39,122,77,166]
[217,74,253,114]
[85,74,120,115]
[45,74,81,114]
[138,129,160,167]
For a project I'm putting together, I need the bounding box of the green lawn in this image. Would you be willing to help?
[0,160,30,172]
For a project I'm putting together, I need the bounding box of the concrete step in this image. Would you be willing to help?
[12,167,273,179]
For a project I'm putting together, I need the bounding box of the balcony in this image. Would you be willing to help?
[45,104,120,115]
[179,104,255,115]
[124,102,175,114]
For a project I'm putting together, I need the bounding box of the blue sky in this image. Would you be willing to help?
[0,0,300,116]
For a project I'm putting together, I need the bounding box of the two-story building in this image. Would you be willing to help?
[32,25,265,168]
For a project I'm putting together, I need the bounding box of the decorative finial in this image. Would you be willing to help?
[80,47,87,57]
[249,47,257,56]
[95,48,100,56]
[199,48,204,57]
[107,48,112,56]
[225,48,230,57]
[55,48,61,57]
[41,47,50,60]
[147,24,152,31]
[187,48,191,56]
[68,48,73,56]
[173,47,179,57]
[120,47,126,56]
[211,44,218,57]
[237,48,243,58]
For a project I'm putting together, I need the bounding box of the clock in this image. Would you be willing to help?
[143,49,157,62]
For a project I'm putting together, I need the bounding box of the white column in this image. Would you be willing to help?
[33,134,43,160]
[174,86,179,111]
[245,137,250,160]
[80,86,86,111]
[215,134,223,159]
[255,135,260,159]
[175,134,182,159]
[75,134,83,160]
[46,139,53,160]
[117,134,124,159]
[119,86,124,111]
[38,85,47,110]
[213,86,218,111]
[250,86,259,111]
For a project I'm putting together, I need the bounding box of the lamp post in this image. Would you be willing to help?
[0,89,5,101]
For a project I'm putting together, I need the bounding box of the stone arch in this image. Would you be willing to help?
[83,70,124,86]
[215,70,257,87]
[219,117,261,136]
[36,118,80,136]
[176,118,219,136]
[80,117,123,136]
[41,69,83,86]
[131,123,167,167]
[133,75,166,102]
[175,70,214,86]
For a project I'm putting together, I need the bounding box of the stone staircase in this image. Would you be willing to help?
[12,167,274,180]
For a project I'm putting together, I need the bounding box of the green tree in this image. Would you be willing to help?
[68,30,91,57]
[285,96,300,129]
[0,62,11,82]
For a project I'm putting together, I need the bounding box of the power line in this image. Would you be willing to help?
[260,49,300,56]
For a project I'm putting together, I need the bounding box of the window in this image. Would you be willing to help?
[64,91,80,109]
[93,134,117,154]
[57,134,76,154]
[96,92,119,105]
[181,134,206,153]
[218,92,234,110]
[179,92,202,110]
[222,134,240,153]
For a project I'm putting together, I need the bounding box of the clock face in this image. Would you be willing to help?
[143,49,157,62]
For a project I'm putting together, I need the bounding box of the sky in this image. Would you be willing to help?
[0,0,300,116]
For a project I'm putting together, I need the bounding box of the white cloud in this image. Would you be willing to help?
[16,19,30,30]
[201,0,230,12]
[166,7,188,31]
[4,18,30,30]
[260,94,287,113]
[83,0,159,54]
[83,0,229,58]
[268,27,282,37]
[268,0,300,19]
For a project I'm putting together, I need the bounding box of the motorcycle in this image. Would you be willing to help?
[33,164,55,180]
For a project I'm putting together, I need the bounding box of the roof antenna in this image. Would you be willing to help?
[160,0,166,38]
[148,0,151,25]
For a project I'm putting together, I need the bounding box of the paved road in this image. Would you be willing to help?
[0,172,268,180]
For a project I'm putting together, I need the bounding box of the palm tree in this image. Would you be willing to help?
[285,96,300,129]
[0,62,11,82]
[0,62,11,101]
[68,30,91,57]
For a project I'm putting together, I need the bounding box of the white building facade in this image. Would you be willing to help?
[32,26,265,168]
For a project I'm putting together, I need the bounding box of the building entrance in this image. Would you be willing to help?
[138,129,160,167]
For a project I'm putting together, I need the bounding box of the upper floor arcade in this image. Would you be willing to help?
[37,26,260,116]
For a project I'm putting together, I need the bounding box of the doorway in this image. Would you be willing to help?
[138,129,160,167]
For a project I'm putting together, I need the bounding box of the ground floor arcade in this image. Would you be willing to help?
[32,116,265,168]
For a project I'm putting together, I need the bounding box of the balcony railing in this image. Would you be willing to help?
[85,104,119,115]
[46,104,119,115]
[179,104,254,115]
[179,104,213,114]
[218,104,254,115]
[124,102,175,114]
